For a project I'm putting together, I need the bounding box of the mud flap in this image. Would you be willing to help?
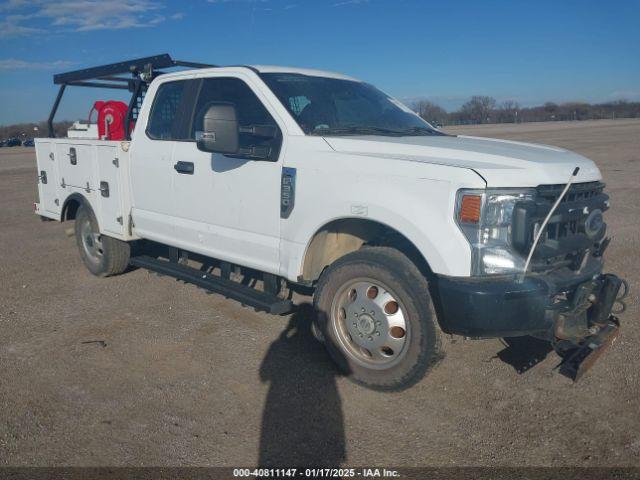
[559,317,620,381]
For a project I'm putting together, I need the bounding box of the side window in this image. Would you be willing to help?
[191,77,282,160]
[146,81,187,140]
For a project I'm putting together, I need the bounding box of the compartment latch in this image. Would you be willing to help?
[99,181,110,197]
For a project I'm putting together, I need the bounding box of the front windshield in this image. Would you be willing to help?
[261,73,443,137]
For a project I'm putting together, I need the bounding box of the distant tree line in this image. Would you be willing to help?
[0,121,72,141]
[412,97,640,126]
[1,98,640,138]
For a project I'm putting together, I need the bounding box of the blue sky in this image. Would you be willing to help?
[1,0,639,125]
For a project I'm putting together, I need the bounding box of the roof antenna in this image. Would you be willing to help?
[518,166,580,283]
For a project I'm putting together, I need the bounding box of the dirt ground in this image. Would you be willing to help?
[0,119,639,468]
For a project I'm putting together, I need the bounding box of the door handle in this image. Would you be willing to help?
[174,161,194,175]
[68,147,77,165]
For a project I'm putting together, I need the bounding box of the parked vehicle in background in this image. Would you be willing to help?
[22,138,35,147]
[5,138,22,147]
[33,54,628,390]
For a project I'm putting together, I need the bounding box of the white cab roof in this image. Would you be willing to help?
[251,65,360,82]
[158,65,360,82]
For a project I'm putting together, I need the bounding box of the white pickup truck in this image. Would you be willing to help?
[35,54,626,390]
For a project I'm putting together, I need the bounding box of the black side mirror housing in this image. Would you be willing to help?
[197,103,239,154]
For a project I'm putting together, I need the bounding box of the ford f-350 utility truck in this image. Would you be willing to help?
[35,54,627,390]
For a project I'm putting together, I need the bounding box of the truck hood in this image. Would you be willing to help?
[323,134,602,187]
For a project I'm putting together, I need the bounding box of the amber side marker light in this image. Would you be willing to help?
[459,195,482,223]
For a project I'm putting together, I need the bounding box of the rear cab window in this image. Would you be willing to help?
[146,80,199,141]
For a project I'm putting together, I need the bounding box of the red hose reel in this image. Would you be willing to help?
[89,101,131,140]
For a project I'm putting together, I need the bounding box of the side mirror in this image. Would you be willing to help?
[197,103,239,154]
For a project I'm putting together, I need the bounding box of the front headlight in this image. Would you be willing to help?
[455,188,536,275]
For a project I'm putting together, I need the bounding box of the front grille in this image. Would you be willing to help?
[512,182,609,266]
[546,218,578,241]
[537,182,606,243]
[537,181,605,204]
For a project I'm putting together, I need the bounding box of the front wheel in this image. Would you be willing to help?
[314,246,442,391]
[74,205,130,277]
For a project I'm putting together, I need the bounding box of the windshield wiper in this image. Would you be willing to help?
[311,125,446,137]
[311,126,406,137]
[397,126,445,136]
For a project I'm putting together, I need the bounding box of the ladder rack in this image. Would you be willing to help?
[47,53,216,139]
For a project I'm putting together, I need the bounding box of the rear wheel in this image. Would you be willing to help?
[74,205,130,277]
[314,246,442,391]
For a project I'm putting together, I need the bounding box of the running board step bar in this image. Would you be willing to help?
[130,255,294,315]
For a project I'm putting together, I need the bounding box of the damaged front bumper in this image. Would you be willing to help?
[433,262,627,377]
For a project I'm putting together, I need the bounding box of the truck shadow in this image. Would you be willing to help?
[495,336,554,374]
[258,303,347,467]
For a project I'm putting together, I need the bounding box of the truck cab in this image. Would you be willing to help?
[35,55,627,390]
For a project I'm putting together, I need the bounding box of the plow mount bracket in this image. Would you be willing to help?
[558,317,620,381]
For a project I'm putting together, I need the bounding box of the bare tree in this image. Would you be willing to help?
[543,102,559,120]
[412,100,448,125]
[496,100,520,123]
[460,96,496,124]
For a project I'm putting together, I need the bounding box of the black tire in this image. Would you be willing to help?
[313,246,442,391]
[74,205,130,277]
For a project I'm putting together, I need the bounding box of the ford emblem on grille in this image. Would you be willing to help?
[585,209,604,238]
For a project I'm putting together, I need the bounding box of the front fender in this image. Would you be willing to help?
[279,162,483,281]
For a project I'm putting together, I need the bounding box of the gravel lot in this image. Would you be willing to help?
[0,119,638,467]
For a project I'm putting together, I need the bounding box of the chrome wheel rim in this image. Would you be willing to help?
[331,278,409,370]
[80,216,103,263]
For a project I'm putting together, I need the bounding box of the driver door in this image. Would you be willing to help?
[171,74,284,274]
